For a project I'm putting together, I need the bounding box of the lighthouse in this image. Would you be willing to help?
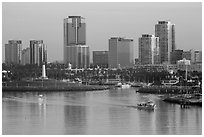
[41,63,48,79]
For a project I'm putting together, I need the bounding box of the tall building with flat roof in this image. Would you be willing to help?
[30,40,47,66]
[5,40,22,65]
[21,47,30,65]
[64,16,89,68]
[155,21,175,64]
[93,51,108,68]
[139,34,160,65]
[64,16,86,46]
[108,37,134,68]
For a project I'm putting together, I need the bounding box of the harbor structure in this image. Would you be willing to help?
[108,37,134,68]
[93,51,108,68]
[155,21,175,64]
[63,16,90,68]
[5,40,22,65]
[139,34,160,65]
[30,40,47,66]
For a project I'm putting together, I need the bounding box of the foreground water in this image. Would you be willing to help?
[2,88,202,135]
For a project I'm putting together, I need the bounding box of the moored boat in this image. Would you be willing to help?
[121,83,131,89]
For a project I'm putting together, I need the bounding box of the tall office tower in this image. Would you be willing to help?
[108,37,134,68]
[170,49,183,64]
[93,51,108,68]
[155,21,175,64]
[139,34,160,65]
[30,40,47,66]
[21,47,30,65]
[66,45,90,68]
[64,16,90,68]
[5,40,22,65]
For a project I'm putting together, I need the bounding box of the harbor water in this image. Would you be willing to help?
[2,88,202,135]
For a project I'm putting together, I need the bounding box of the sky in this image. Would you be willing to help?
[2,2,202,62]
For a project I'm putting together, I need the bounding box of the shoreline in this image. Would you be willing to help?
[2,86,111,92]
[136,85,201,94]
[2,80,112,92]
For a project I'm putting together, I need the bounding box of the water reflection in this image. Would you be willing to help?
[2,89,202,135]
[63,105,87,134]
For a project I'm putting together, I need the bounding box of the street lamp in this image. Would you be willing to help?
[182,58,191,81]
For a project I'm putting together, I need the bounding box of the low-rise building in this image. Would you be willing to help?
[93,51,108,68]
[134,64,177,73]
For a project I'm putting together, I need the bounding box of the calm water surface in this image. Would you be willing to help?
[2,88,202,135]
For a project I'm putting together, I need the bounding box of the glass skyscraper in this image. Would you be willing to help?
[108,37,134,68]
[5,40,22,65]
[64,16,89,68]
[30,40,47,66]
[139,34,160,65]
[155,21,175,64]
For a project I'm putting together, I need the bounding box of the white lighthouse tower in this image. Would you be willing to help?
[41,63,48,79]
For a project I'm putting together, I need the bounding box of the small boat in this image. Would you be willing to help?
[116,82,131,88]
[115,82,122,87]
[136,101,156,110]
[121,83,131,89]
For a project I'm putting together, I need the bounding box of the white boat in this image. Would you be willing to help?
[121,83,131,89]
[115,82,122,87]
[136,101,156,110]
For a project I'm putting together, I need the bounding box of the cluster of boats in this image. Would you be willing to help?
[115,82,131,88]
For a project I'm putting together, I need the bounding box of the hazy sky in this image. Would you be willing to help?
[2,2,202,62]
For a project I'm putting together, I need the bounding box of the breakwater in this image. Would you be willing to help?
[2,80,110,92]
[136,85,201,94]
[163,94,202,106]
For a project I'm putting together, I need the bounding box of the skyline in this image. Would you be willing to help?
[2,2,202,62]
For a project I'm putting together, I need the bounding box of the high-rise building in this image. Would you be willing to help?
[5,40,22,65]
[66,45,90,68]
[93,51,108,68]
[21,47,30,65]
[108,37,134,68]
[139,34,160,65]
[155,21,175,64]
[30,40,47,66]
[64,16,90,68]
[170,49,183,64]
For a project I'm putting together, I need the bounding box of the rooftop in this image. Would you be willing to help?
[68,16,85,19]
